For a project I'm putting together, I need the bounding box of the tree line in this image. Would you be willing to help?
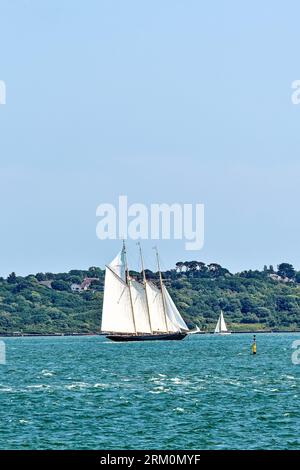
[0,262,300,334]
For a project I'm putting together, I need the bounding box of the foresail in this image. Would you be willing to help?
[101,266,135,333]
[131,280,152,334]
[163,286,189,332]
[214,316,221,334]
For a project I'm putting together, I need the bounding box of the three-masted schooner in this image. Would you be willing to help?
[101,242,192,342]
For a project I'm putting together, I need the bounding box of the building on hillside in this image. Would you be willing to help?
[80,277,99,290]
[71,277,99,293]
[71,283,82,292]
[269,273,292,283]
[38,280,53,289]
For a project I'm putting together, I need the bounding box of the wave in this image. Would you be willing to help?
[93,383,109,388]
[41,369,54,377]
[65,382,90,390]
[0,386,14,392]
[26,384,50,390]
[173,407,185,413]
[170,377,189,385]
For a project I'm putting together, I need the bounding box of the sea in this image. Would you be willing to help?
[0,333,300,450]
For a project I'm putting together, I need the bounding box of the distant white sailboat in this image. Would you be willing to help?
[188,325,201,334]
[214,311,231,335]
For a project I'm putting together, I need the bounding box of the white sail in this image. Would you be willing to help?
[131,280,152,334]
[101,246,191,337]
[214,311,229,334]
[189,325,201,334]
[145,282,181,333]
[165,312,181,333]
[163,285,189,332]
[144,282,167,332]
[101,266,135,333]
[214,316,221,334]
[220,311,227,332]
[109,250,126,281]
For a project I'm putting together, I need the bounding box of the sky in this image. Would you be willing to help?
[0,0,300,277]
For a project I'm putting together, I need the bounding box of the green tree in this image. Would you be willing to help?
[208,263,230,277]
[197,262,206,271]
[189,261,199,271]
[45,272,55,280]
[277,263,295,279]
[175,262,184,272]
[7,272,17,284]
[144,269,155,280]
[51,280,70,291]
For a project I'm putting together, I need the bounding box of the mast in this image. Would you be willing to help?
[123,240,137,335]
[154,246,169,333]
[138,242,153,334]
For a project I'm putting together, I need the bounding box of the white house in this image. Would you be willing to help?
[71,283,82,292]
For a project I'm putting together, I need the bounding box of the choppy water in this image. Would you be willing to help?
[0,334,300,449]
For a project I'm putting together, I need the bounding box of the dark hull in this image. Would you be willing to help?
[106,332,187,342]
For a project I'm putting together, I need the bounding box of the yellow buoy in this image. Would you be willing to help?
[252,335,257,354]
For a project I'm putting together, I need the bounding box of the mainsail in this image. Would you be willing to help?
[101,246,189,336]
[131,280,152,334]
[145,282,169,332]
[101,263,135,333]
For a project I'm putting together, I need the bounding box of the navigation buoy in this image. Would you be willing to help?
[252,335,257,354]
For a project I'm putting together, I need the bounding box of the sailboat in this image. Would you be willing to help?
[101,242,194,342]
[214,310,231,335]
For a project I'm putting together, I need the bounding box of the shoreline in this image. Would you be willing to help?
[0,333,100,338]
[1,330,300,338]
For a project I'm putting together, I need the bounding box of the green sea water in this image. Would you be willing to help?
[0,333,300,450]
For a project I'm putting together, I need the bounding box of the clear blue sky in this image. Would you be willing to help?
[0,0,300,277]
